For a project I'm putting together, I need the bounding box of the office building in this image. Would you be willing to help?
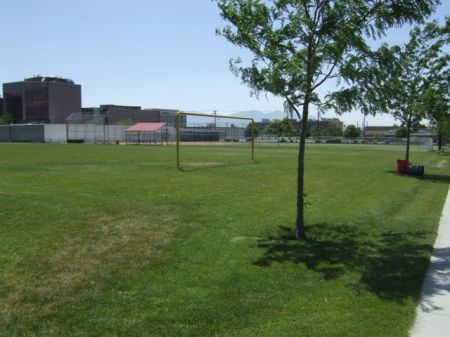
[81,105,185,127]
[3,76,81,124]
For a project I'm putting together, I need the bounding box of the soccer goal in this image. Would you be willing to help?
[176,111,255,169]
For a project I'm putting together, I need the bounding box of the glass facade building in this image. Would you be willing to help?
[2,77,81,124]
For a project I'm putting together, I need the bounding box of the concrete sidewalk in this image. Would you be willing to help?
[410,188,450,337]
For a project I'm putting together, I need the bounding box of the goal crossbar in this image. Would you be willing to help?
[176,111,255,169]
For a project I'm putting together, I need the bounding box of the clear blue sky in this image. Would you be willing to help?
[0,0,448,126]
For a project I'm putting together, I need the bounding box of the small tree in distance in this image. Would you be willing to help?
[244,122,259,138]
[382,19,449,161]
[309,123,343,137]
[0,115,10,125]
[324,123,344,137]
[418,22,450,153]
[422,87,450,151]
[395,122,421,138]
[264,120,283,137]
[0,95,8,125]
[264,118,295,137]
[216,0,439,238]
[344,125,361,138]
[395,124,408,138]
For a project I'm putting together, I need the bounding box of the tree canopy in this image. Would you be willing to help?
[216,0,439,238]
[422,86,450,150]
[344,125,361,138]
[419,19,450,150]
[245,122,259,138]
[265,118,295,137]
[309,122,343,137]
[379,19,449,159]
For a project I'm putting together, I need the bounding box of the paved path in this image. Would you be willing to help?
[410,187,450,337]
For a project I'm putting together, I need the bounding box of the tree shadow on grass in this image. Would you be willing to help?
[385,170,450,184]
[418,174,450,184]
[254,224,433,302]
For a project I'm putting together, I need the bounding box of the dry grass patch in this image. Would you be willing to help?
[434,159,448,168]
[183,161,224,167]
[0,206,182,322]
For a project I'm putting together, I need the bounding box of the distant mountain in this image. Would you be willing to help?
[229,110,287,121]
[185,110,289,126]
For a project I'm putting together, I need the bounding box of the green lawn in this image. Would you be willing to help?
[0,143,448,337]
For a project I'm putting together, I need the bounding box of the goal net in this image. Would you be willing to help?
[175,112,255,169]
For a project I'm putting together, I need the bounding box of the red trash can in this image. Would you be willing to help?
[396,159,409,174]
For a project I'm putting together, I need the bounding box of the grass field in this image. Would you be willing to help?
[0,143,449,337]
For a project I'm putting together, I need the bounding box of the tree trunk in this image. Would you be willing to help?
[405,116,412,161]
[295,36,315,239]
[295,98,310,239]
[438,131,443,152]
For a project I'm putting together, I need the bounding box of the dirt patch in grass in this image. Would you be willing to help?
[435,160,448,168]
[183,162,224,167]
[0,206,183,321]
[230,236,262,244]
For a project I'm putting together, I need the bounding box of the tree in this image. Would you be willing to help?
[395,124,408,138]
[245,121,259,138]
[216,0,438,238]
[344,125,361,138]
[395,122,421,138]
[264,118,295,137]
[0,95,6,125]
[310,122,343,137]
[422,86,450,151]
[308,126,322,137]
[264,120,283,137]
[324,122,343,137]
[280,117,295,136]
[0,96,10,125]
[0,114,10,125]
[418,20,450,152]
[441,119,450,150]
[381,20,449,160]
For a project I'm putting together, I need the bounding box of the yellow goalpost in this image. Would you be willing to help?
[176,111,255,169]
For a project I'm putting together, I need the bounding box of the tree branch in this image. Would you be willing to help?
[312,60,338,90]
[285,96,302,120]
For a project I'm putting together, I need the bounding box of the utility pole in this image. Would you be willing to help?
[362,115,366,137]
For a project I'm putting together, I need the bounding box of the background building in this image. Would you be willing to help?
[82,105,141,124]
[2,76,81,124]
[364,126,396,137]
[80,105,185,126]
[66,105,185,143]
[142,108,185,126]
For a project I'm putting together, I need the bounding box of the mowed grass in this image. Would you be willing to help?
[0,143,449,337]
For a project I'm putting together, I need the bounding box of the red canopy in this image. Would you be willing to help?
[126,123,166,132]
